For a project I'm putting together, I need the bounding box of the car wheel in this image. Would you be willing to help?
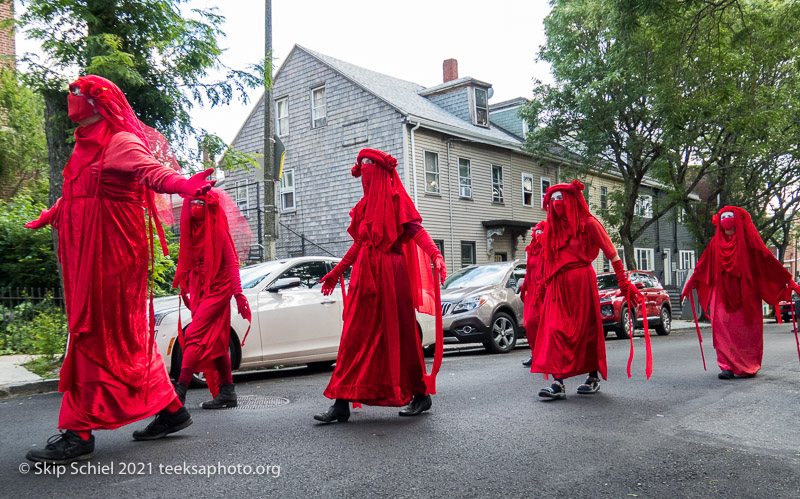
[655,305,671,336]
[483,312,517,354]
[616,305,632,339]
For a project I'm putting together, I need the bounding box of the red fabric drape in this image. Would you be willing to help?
[324,149,440,405]
[684,206,793,374]
[531,181,618,380]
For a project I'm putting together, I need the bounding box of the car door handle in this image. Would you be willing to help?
[321,300,337,305]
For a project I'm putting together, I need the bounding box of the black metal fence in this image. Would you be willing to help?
[0,287,67,354]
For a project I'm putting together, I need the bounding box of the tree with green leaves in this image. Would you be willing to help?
[17,0,268,207]
[0,69,48,202]
[522,0,800,269]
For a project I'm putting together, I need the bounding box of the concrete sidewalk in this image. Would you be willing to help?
[0,355,59,398]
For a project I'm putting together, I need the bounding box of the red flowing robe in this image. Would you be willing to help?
[54,122,184,430]
[686,207,792,375]
[323,198,428,406]
[531,217,617,380]
[521,224,545,357]
[178,208,241,397]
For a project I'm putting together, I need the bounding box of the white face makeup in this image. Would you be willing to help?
[362,158,374,165]
[551,191,563,201]
[534,230,543,235]
[720,211,734,220]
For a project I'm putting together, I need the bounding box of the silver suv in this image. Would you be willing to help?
[441,261,526,353]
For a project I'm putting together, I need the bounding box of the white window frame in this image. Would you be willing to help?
[461,241,476,268]
[600,186,608,211]
[275,97,289,136]
[635,194,653,218]
[473,88,489,127]
[491,164,504,203]
[635,247,655,271]
[457,157,472,198]
[521,118,530,138]
[423,150,440,194]
[522,173,534,207]
[540,176,552,206]
[679,250,696,269]
[311,86,327,128]
[280,169,296,212]
[235,180,249,218]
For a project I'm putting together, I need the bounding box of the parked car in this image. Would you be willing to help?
[153,256,436,385]
[597,271,672,339]
[778,294,800,322]
[440,261,526,354]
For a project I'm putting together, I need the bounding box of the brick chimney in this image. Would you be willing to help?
[443,58,458,83]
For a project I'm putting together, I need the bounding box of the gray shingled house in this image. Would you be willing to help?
[223,45,697,300]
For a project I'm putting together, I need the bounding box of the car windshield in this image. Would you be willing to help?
[240,261,285,289]
[443,264,509,289]
[597,274,619,290]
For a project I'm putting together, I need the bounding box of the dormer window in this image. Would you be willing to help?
[474,88,489,127]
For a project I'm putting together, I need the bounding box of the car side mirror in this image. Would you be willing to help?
[635,282,645,289]
[267,277,302,293]
[515,279,524,294]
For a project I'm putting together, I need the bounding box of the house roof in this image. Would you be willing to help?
[295,45,523,151]
[417,76,493,96]
[489,97,529,111]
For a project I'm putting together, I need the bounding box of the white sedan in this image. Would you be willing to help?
[153,256,436,384]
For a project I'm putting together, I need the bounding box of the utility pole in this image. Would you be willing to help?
[263,0,277,261]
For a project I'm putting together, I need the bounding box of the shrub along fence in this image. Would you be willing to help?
[0,287,67,356]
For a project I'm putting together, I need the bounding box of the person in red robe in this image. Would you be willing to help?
[172,188,252,408]
[531,180,641,400]
[520,220,547,368]
[24,75,215,464]
[682,206,800,379]
[313,148,446,423]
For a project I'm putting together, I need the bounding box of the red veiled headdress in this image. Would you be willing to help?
[541,180,592,260]
[690,206,791,325]
[525,220,547,257]
[64,75,181,243]
[173,188,253,294]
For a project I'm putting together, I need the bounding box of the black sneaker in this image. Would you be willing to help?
[718,369,734,380]
[538,381,566,400]
[132,406,193,441]
[577,376,600,394]
[26,430,95,464]
[522,357,533,367]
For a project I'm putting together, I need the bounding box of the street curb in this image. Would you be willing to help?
[0,379,59,398]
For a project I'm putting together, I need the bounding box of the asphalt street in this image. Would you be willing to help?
[2,325,799,498]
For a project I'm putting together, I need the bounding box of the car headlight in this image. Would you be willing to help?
[599,298,612,304]
[453,296,487,314]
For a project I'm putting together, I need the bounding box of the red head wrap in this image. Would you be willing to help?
[541,180,592,260]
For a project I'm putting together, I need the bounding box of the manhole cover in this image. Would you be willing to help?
[233,395,290,410]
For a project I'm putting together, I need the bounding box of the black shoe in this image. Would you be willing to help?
[313,400,350,423]
[718,369,734,380]
[522,356,533,367]
[26,430,95,464]
[538,381,566,400]
[174,382,187,405]
[132,406,193,441]
[577,376,600,394]
[201,384,237,409]
[398,394,432,417]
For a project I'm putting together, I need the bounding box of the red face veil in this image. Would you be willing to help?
[67,90,97,123]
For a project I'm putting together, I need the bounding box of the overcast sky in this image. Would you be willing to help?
[15,0,554,145]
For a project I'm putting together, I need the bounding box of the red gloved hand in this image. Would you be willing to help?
[181,168,216,197]
[319,271,341,296]
[25,209,51,229]
[789,281,800,296]
[680,282,696,303]
[180,292,191,310]
[433,255,447,284]
[235,292,251,321]
[612,259,642,302]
